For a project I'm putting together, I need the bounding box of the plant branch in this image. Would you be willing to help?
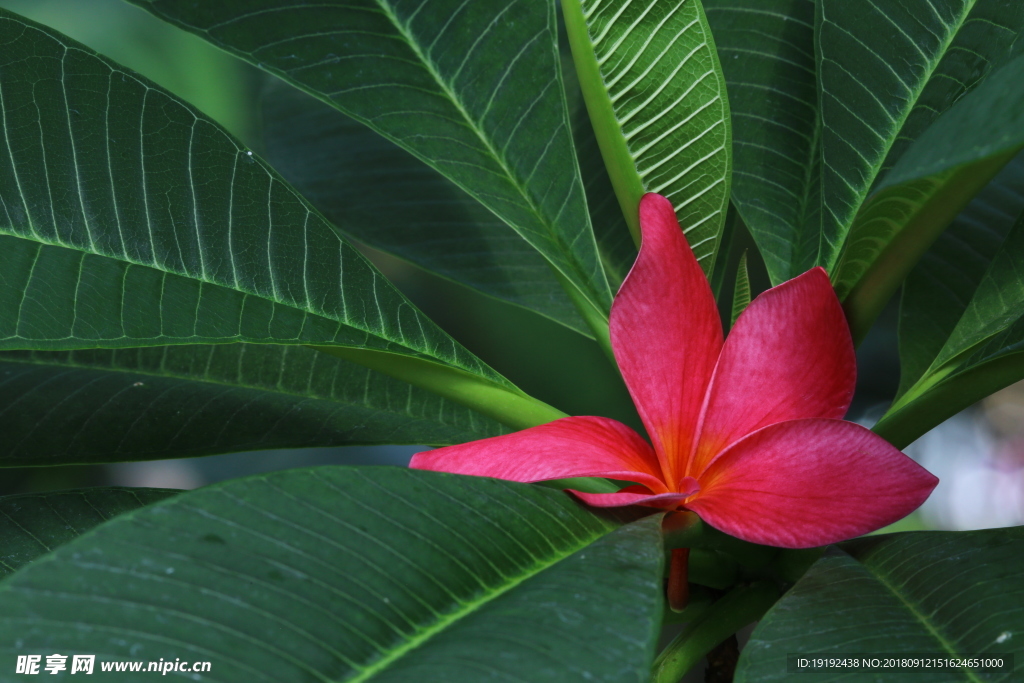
[651,581,779,683]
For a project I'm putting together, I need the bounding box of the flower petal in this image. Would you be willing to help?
[410,416,666,492]
[687,267,856,479]
[571,480,699,509]
[611,193,723,486]
[684,419,938,548]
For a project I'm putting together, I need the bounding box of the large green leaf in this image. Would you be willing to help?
[129,0,613,327]
[736,528,1024,682]
[0,487,177,579]
[259,40,641,336]
[561,0,732,276]
[914,216,1024,384]
[834,54,1024,341]
[873,162,1024,448]
[0,9,567,429]
[0,234,419,355]
[0,467,665,682]
[0,345,508,466]
[898,155,1024,399]
[704,0,819,285]
[260,80,590,337]
[816,0,1024,272]
[0,9,471,363]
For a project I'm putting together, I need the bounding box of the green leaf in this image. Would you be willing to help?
[876,345,1024,450]
[730,250,750,328]
[898,156,1024,399]
[260,79,592,338]
[873,159,1024,448]
[816,0,1024,272]
[0,345,509,466]
[561,0,732,276]
[918,214,1024,382]
[561,45,636,291]
[129,0,614,327]
[703,0,820,285]
[0,467,665,682]
[708,203,739,299]
[736,527,1024,682]
[0,9,564,429]
[0,487,177,579]
[0,9,469,364]
[834,54,1024,342]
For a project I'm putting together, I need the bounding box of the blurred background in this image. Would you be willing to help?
[2,0,1021,535]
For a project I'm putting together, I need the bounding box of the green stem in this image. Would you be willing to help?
[561,0,643,249]
[651,581,779,683]
[312,347,568,431]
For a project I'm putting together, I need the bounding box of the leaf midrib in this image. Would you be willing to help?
[916,239,1024,388]
[0,349,499,443]
[820,0,979,249]
[0,349,429,415]
[0,230,429,360]
[578,0,729,268]
[794,97,821,279]
[180,0,610,315]
[0,17,503,381]
[372,0,608,314]
[346,524,608,682]
[862,553,984,683]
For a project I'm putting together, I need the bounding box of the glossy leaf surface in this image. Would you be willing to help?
[703,0,819,285]
[130,0,613,323]
[0,9,503,389]
[736,527,1024,682]
[0,345,508,466]
[0,487,177,579]
[0,468,665,682]
[562,0,731,275]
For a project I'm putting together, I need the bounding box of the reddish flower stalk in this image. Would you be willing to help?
[412,193,938,549]
[667,548,690,612]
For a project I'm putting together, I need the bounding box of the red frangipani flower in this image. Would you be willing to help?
[412,193,938,549]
